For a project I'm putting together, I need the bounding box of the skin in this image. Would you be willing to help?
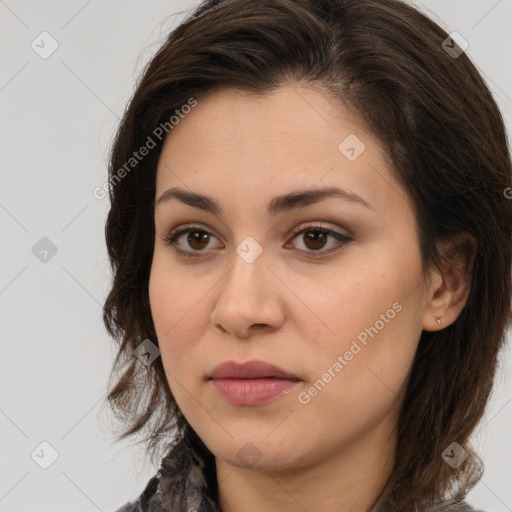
[148,83,472,512]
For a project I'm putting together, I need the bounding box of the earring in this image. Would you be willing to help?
[436,317,442,326]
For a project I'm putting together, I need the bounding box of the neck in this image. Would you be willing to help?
[215,418,396,512]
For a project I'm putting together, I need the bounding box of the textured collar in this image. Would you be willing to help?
[130,433,221,512]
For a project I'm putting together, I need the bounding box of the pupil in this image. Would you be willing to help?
[305,231,326,250]
[189,231,209,249]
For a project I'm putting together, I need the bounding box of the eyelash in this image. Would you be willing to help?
[160,223,352,259]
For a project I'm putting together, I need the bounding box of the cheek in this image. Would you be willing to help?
[293,296,420,452]
[149,254,197,364]
[149,248,208,329]
[290,259,409,351]
[294,249,423,403]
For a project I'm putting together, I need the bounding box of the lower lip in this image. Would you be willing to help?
[209,378,299,405]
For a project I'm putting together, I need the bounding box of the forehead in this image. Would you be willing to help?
[155,84,411,221]
[161,84,360,153]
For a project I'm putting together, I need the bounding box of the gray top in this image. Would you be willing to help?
[112,436,486,512]
[114,496,485,512]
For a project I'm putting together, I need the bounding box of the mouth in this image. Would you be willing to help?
[208,360,301,405]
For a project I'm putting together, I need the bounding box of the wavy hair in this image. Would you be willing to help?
[102,1,512,510]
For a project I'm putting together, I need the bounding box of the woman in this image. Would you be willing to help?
[104,0,512,511]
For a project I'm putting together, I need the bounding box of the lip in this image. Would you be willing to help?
[208,360,301,406]
[208,360,300,380]
[210,378,299,405]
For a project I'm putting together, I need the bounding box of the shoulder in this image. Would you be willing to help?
[112,474,161,512]
[112,501,140,512]
[458,503,487,512]
[434,500,487,512]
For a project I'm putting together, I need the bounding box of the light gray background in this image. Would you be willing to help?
[1,1,511,511]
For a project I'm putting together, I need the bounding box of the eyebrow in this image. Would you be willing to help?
[155,186,375,215]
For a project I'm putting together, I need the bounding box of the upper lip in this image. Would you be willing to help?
[208,360,300,380]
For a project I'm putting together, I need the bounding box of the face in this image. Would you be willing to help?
[149,83,432,472]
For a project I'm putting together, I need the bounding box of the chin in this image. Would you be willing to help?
[205,431,316,472]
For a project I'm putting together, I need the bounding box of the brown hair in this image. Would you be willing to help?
[102,0,512,510]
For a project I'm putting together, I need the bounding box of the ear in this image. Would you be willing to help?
[422,233,478,332]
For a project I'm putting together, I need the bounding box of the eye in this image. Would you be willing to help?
[160,224,222,257]
[286,223,352,258]
[160,223,352,258]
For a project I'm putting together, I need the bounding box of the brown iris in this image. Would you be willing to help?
[303,230,328,251]
[187,230,210,250]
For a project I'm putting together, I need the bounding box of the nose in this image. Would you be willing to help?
[210,248,286,338]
